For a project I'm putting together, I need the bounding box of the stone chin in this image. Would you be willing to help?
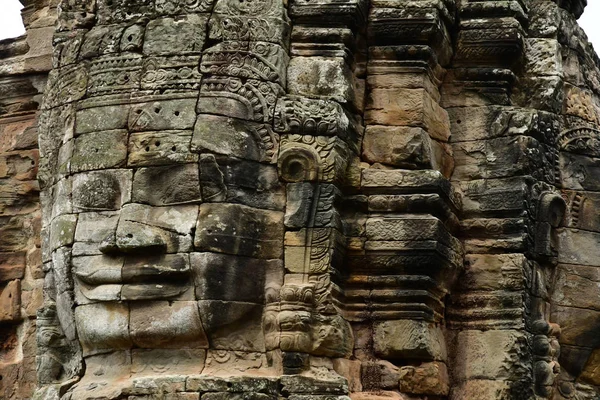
[74,299,208,357]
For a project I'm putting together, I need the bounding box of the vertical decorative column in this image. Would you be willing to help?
[273,0,366,378]
[529,0,600,398]
[442,0,557,398]
[342,0,462,397]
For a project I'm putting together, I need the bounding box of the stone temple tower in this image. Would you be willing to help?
[2,0,600,399]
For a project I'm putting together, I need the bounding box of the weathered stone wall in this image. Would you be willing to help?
[535,1,600,395]
[445,1,600,398]
[0,1,56,398]
[3,0,600,399]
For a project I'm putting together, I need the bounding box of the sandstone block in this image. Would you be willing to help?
[120,203,198,236]
[557,228,600,267]
[373,320,446,361]
[73,211,119,256]
[204,350,268,375]
[75,104,130,135]
[0,252,26,282]
[285,182,315,228]
[132,164,201,206]
[459,177,527,217]
[0,119,37,153]
[365,215,452,245]
[204,155,285,211]
[155,0,213,14]
[280,375,348,395]
[367,72,440,101]
[194,203,283,259]
[365,88,450,142]
[199,153,227,202]
[51,247,74,295]
[0,280,21,322]
[516,75,564,112]
[75,282,121,305]
[362,126,449,172]
[192,114,278,163]
[333,359,362,393]
[284,228,345,274]
[72,169,132,212]
[288,57,354,104]
[55,140,73,178]
[186,376,278,393]
[96,0,154,23]
[202,393,274,400]
[525,38,561,76]
[563,190,600,231]
[452,136,546,181]
[580,348,600,385]
[197,300,265,351]
[122,254,190,284]
[79,24,124,59]
[114,217,193,254]
[191,252,274,303]
[451,330,527,380]
[48,214,77,252]
[458,253,527,292]
[165,393,200,400]
[71,130,128,173]
[449,380,512,400]
[274,95,354,138]
[398,361,449,396]
[447,106,503,143]
[553,264,600,311]
[1,216,36,254]
[350,393,405,400]
[361,360,400,391]
[43,177,72,224]
[121,282,192,301]
[143,15,207,56]
[564,84,600,124]
[75,302,132,355]
[208,14,289,46]
[559,152,600,191]
[0,150,38,181]
[141,55,203,91]
[550,305,600,347]
[128,130,197,167]
[130,301,208,349]
[360,168,460,209]
[201,41,288,86]
[197,77,284,123]
[129,98,198,132]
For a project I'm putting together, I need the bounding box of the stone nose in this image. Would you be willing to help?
[99,220,167,255]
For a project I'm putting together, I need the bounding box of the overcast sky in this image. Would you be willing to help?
[0,0,599,54]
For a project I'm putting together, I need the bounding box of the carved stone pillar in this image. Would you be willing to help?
[274,0,364,376]
[444,0,564,398]
[341,0,462,397]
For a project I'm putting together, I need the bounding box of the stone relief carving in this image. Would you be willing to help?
[1,0,600,399]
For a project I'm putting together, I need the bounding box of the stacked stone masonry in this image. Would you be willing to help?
[0,0,600,399]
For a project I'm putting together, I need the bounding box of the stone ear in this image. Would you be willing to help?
[538,192,566,227]
[278,146,319,182]
[534,192,566,258]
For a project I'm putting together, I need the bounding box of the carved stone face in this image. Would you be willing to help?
[38,0,291,386]
[41,98,288,360]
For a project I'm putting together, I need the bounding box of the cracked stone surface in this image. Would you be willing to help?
[1,0,600,399]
